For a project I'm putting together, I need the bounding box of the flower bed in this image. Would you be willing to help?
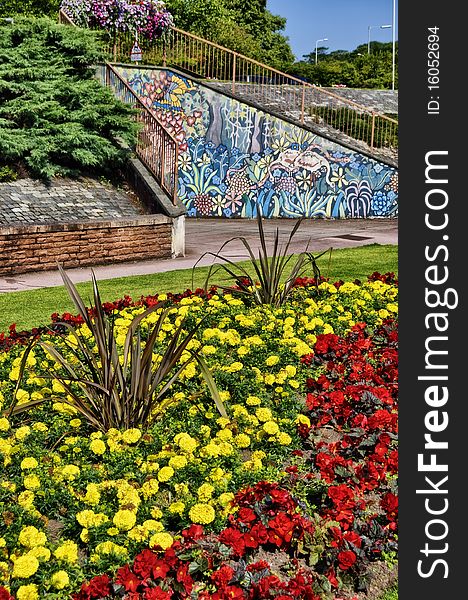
[0,276,398,599]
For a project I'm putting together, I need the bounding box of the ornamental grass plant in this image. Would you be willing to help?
[8,266,227,432]
[195,208,331,307]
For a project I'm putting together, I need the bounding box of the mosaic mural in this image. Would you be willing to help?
[116,66,398,218]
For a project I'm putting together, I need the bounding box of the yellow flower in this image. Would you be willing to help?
[169,455,187,470]
[18,526,47,549]
[122,428,142,444]
[84,483,101,505]
[263,421,279,436]
[28,546,50,562]
[54,540,78,564]
[143,520,164,533]
[113,509,137,531]
[16,584,39,600]
[0,417,9,432]
[246,395,261,406]
[107,527,119,536]
[296,414,311,427]
[23,475,40,490]
[90,439,106,455]
[150,507,163,519]
[234,433,251,448]
[255,407,273,422]
[12,554,39,578]
[149,532,173,550]
[218,492,235,507]
[61,464,80,480]
[69,418,81,428]
[189,503,216,524]
[94,541,128,558]
[51,570,70,589]
[174,432,197,453]
[265,355,280,366]
[18,491,35,509]
[20,457,38,470]
[157,466,174,482]
[197,483,214,502]
[15,426,31,441]
[216,428,233,441]
[169,501,186,515]
[277,432,292,445]
[141,479,159,498]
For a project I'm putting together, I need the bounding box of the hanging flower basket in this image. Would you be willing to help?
[60,0,174,41]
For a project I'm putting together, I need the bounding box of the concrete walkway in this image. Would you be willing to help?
[0,218,397,293]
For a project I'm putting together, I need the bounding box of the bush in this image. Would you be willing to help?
[0,16,138,179]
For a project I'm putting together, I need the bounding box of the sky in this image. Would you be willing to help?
[266,0,398,60]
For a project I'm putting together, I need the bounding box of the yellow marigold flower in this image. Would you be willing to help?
[169,501,186,515]
[51,570,70,589]
[174,432,197,453]
[189,503,216,524]
[128,525,148,542]
[150,507,163,519]
[143,520,164,533]
[18,526,47,549]
[16,584,39,600]
[20,457,38,470]
[169,455,187,470]
[54,540,78,564]
[263,421,279,435]
[15,426,31,441]
[80,529,89,543]
[61,464,80,481]
[113,509,137,531]
[216,428,233,441]
[149,532,173,550]
[197,483,214,501]
[12,554,39,578]
[209,467,225,481]
[28,546,50,562]
[255,407,273,422]
[76,510,109,529]
[231,404,248,417]
[218,492,235,507]
[0,418,10,432]
[84,483,100,505]
[225,361,243,373]
[23,475,40,491]
[264,374,276,385]
[246,396,262,406]
[265,355,280,366]
[277,432,292,445]
[0,561,9,580]
[141,479,159,498]
[106,527,119,536]
[234,434,251,448]
[69,419,81,428]
[94,541,128,558]
[18,491,35,509]
[285,365,297,377]
[289,379,300,389]
[90,439,106,455]
[0,538,5,548]
[157,466,174,482]
[122,428,142,444]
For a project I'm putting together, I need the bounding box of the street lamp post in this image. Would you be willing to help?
[315,38,328,64]
[367,24,391,54]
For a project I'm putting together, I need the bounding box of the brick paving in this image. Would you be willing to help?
[0,177,146,226]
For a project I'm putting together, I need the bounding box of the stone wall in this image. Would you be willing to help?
[0,215,172,276]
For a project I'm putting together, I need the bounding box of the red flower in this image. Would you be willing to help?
[381,492,398,519]
[144,587,173,600]
[0,587,14,600]
[133,549,159,579]
[343,530,362,549]
[219,527,246,556]
[237,507,257,524]
[337,550,357,570]
[246,560,270,573]
[182,524,204,540]
[116,565,142,592]
[82,574,112,598]
[211,565,235,587]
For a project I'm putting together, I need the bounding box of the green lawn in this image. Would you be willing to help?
[0,244,397,334]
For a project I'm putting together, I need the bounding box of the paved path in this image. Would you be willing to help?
[0,218,397,293]
[0,178,145,225]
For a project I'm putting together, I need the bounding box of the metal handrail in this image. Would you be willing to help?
[59,8,398,157]
[104,63,179,204]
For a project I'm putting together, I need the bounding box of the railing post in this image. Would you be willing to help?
[301,82,306,124]
[370,113,376,148]
[231,53,237,94]
[162,39,167,68]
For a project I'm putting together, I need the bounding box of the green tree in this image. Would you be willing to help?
[0,16,138,179]
[0,0,59,18]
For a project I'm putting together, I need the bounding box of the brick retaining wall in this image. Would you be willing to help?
[0,215,172,275]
